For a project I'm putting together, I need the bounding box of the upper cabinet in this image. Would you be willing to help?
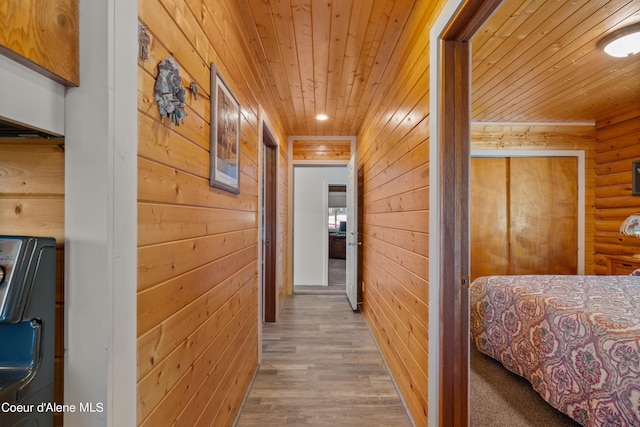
[0,0,79,86]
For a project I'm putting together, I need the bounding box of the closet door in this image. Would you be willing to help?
[470,157,509,280]
[470,156,578,280]
[510,157,577,274]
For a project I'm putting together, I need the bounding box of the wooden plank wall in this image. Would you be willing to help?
[292,139,351,161]
[278,141,290,300]
[137,0,287,425]
[0,140,65,426]
[471,124,597,274]
[0,0,79,86]
[356,2,444,425]
[594,113,640,274]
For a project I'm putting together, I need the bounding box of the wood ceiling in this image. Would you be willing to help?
[242,0,640,136]
[472,0,640,125]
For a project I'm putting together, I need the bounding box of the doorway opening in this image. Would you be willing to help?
[327,184,347,290]
[292,166,347,292]
[430,0,504,424]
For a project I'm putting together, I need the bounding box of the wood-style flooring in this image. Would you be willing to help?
[235,294,412,426]
[293,258,347,293]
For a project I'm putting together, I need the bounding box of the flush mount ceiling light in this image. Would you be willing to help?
[316,114,328,121]
[599,22,640,57]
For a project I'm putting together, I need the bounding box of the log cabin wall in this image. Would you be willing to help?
[0,0,79,86]
[0,140,65,426]
[355,2,444,425]
[594,113,640,274]
[137,1,287,426]
[470,124,597,274]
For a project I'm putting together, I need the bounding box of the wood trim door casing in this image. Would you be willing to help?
[435,1,504,426]
[263,124,278,322]
[439,38,471,427]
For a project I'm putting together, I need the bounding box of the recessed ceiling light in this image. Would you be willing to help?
[599,23,640,58]
[316,114,328,121]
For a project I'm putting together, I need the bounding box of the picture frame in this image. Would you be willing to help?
[210,62,241,193]
[633,160,640,197]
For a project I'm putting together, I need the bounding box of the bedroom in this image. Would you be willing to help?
[466,1,640,425]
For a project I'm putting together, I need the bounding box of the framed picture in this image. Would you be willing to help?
[210,62,241,193]
[633,160,640,196]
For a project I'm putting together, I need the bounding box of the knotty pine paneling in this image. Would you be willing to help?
[292,139,351,161]
[471,124,597,274]
[356,2,442,424]
[0,141,65,426]
[0,0,79,86]
[137,0,288,425]
[240,0,418,136]
[594,114,640,274]
[277,141,290,303]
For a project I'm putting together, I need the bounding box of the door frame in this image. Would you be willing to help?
[262,123,278,324]
[429,0,505,425]
[472,149,586,274]
[287,136,356,293]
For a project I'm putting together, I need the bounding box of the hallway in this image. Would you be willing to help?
[235,294,412,426]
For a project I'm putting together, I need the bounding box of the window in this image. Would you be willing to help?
[328,207,347,231]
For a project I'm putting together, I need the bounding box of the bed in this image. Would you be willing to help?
[470,275,640,426]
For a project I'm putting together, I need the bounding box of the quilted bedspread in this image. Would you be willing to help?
[470,275,640,426]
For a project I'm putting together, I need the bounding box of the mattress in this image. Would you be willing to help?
[470,275,640,426]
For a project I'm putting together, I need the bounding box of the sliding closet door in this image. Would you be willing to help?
[510,157,577,274]
[471,156,578,280]
[470,157,509,279]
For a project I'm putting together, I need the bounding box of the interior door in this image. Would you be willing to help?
[510,157,578,274]
[470,157,509,280]
[345,154,359,310]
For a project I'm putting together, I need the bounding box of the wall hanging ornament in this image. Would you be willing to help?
[154,56,187,128]
[138,22,150,62]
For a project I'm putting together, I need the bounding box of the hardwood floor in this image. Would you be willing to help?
[235,294,412,426]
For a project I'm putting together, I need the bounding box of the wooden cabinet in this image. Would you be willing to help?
[607,255,640,275]
[329,233,346,259]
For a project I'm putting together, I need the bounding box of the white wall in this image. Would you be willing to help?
[293,167,347,286]
[64,0,138,425]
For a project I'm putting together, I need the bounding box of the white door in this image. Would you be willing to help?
[345,154,359,310]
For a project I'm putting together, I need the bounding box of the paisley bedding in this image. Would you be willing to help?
[470,275,640,426]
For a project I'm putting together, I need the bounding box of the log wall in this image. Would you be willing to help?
[137,0,287,425]
[0,140,65,426]
[0,0,78,86]
[594,113,640,274]
[471,124,597,273]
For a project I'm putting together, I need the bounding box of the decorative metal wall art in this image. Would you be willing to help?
[210,61,241,193]
[138,22,150,62]
[190,81,199,100]
[154,57,187,128]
